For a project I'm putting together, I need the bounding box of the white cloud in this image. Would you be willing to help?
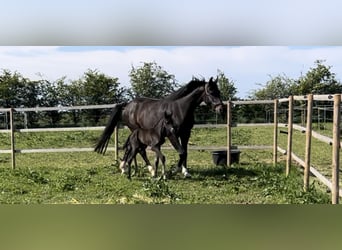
[1,46,342,98]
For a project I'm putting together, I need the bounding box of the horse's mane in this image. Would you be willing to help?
[165,77,206,100]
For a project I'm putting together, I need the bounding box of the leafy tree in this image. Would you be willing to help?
[62,79,84,125]
[80,69,126,105]
[74,69,128,125]
[217,69,237,101]
[246,74,296,123]
[293,60,342,95]
[39,78,68,126]
[251,74,296,100]
[235,104,270,123]
[0,69,130,127]
[291,60,342,123]
[129,62,178,98]
[251,61,342,100]
[0,70,29,108]
[0,70,42,128]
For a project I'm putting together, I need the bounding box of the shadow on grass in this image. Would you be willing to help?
[188,164,258,181]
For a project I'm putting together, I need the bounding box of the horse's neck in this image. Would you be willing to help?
[176,87,204,116]
[166,80,204,100]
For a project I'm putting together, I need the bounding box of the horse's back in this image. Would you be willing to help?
[123,98,167,130]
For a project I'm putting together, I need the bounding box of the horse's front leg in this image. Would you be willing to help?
[154,155,159,178]
[175,132,191,178]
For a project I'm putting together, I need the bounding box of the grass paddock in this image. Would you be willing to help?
[0,126,333,204]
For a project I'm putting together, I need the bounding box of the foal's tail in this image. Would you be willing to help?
[94,102,126,154]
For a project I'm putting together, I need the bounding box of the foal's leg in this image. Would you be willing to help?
[139,148,156,177]
[151,146,166,180]
[120,146,131,175]
[126,148,139,180]
[126,159,133,180]
[154,155,160,178]
[133,156,138,176]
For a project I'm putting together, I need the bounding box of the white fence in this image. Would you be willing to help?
[0,104,230,168]
[0,104,117,169]
[227,95,340,204]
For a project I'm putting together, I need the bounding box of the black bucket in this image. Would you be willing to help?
[212,149,241,166]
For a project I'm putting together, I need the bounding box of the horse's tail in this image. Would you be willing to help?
[94,102,126,154]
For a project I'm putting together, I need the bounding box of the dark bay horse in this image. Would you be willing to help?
[95,77,223,178]
[122,111,184,179]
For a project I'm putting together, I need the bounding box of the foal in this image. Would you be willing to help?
[121,111,184,179]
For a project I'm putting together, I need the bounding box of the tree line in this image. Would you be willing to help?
[0,62,236,128]
[1,60,341,128]
[243,60,342,124]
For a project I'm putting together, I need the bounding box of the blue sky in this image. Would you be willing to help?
[1,46,342,98]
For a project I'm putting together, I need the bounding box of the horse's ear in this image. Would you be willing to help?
[209,76,218,85]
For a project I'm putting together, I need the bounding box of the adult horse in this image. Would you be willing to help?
[95,77,223,178]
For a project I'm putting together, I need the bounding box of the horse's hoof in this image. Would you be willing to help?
[119,161,129,174]
[182,167,191,178]
[171,167,181,174]
[147,165,156,177]
[183,172,192,178]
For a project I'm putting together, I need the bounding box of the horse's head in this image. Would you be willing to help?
[203,77,224,114]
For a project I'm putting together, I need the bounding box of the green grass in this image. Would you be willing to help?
[0,126,333,204]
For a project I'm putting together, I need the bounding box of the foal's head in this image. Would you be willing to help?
[160,110,176,136]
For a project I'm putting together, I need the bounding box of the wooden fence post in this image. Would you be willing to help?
[304,94,313,191]
[332,94,340,204]
[273,99,278,167]
[286,95,294,176]
[9,108,16,169]
[226,101,232,167]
